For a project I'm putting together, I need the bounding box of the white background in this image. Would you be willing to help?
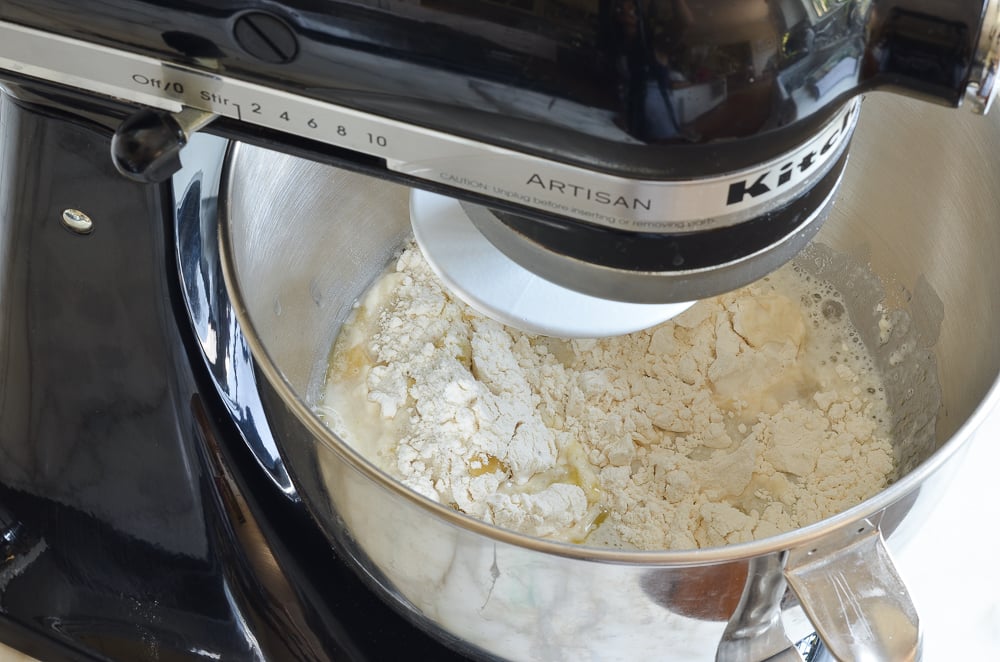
[894,406,1000,659]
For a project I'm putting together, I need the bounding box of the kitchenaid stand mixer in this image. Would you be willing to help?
[1,1,999,660]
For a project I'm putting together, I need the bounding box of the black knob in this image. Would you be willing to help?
[111,108,187,184]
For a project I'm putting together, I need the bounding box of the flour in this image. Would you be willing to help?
[321,243,895,550]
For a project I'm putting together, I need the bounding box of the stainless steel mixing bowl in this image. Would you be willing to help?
[218,92,1000,661]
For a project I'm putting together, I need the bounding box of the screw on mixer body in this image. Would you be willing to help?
[233,12,299,64]
[61,208,94,235]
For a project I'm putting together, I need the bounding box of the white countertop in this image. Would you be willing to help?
[894,404,1000,659]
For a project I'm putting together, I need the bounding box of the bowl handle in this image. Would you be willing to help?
[784,523,920,661]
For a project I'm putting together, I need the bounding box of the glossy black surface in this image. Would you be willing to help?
[0,92,470,661]
[0,0,987,177]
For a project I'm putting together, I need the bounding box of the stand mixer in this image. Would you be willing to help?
[1,1,999,660]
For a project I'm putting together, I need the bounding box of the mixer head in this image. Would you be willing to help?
[2,1,999,337]
[398,0,1000,338]
[410,100,857,336]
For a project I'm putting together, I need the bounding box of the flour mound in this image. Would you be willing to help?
[322,244,895,550]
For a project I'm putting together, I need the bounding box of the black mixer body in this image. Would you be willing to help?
[0,1,995,660]
[0,82,478,660]
[2,0,993,302]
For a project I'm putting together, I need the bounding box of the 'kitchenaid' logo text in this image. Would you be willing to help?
[726,108,855,206]
[524,174,652,211]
